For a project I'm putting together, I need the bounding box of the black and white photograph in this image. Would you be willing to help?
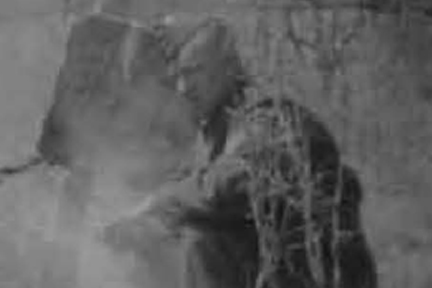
[0,0,430,287]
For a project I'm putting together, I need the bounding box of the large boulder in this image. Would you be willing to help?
[33,13,249,288]
[37,14,200,190]
[37,12,248,183]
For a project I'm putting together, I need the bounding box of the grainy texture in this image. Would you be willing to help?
[0,1,431,288]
